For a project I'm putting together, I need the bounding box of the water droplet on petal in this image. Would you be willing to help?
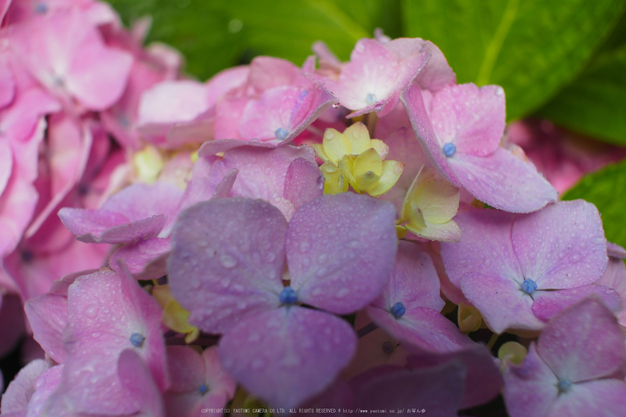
[220,253,237,268]
[299,241,311,253]
[85,307,99,319]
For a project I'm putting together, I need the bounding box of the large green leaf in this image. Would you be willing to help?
[402,0,626,120]
[538,13,626,145]
[562,160,626,248]
[106,0,402,80]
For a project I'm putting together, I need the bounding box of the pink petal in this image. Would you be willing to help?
[450,148,557,213]
[26,364,63,417]
[400,84,460,186]
[206,66,249,108]
[502,343,559,417]
[430,84,504,156]
[248,57,304,92]
[0,359,48,414]
[218,308,356,409]
[168,198,286,334]
[138,80,210,126]
[537,298,625,383]
[460,272,544,334]
[532,285,621,321]
[24,293,68,363]
[0,55,15,109]
[118,349,165,417]
[512,200,607,289]
[48,270,167,415]
[546,379,626,417]
[287,193,398,314]
[322,38,428,116]
[283,158,324,211]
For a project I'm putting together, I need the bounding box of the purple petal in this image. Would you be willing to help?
[607,242,626,259]
[513,200,607,289]
[450,149,557,213]
[440,208,520,290]
[502,343,559,417]
[109,237,171,281]
[287,193,398,314]
[218,308,356,409]
[460,272,544,334]
[168,198,286,334]
[371,240,444,312]
[352,361,465,416]
[367,306,473,353]
[406,344,503,409]
[59,182,183,244]
[532,285,621,321]
[537,298,625,383]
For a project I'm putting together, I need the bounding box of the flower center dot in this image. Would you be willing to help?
[390,302,406,319]
[521,278,538,295]
[558,378,572,393]
[279,286,298,305]
[199,383,208,395]
[130,333,145,348]
[274,127,288,140]
[443,142,456,157]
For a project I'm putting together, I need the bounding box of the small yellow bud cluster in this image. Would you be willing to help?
[313,122,404,197]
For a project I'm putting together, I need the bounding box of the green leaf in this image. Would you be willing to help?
[562,160,626,248]
[105,0,402,80]
[538,13,626,145]
[402,0,626,120]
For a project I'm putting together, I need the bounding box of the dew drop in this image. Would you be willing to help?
[335,288,349,299]
[299,241,311,253]
[220,253,237,268]
[85,307,99,319]
[332,103,340,109]
[266,252,276,263]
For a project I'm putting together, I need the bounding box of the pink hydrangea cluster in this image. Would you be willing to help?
[1,1,626,416]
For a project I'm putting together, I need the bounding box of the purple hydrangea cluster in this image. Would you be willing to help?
[1,1,626,416]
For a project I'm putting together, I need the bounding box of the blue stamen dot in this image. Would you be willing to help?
[521,278,538,295]
[130,333,145,348]
[390,302,406,319]
[442,142,456,157]
[366,93,377,105]
[35,3,48,14]
[199,383,208,395]
[279,286,298,305]
[274,127,288,140]
[558,378,572,393]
